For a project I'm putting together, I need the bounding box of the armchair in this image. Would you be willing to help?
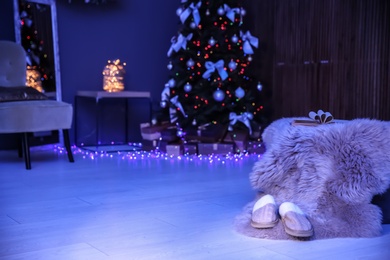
[0,40,74,169]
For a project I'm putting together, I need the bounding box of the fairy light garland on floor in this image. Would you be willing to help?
[53,144,262,165]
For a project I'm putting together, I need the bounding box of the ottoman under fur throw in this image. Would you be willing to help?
[234,118,390,240]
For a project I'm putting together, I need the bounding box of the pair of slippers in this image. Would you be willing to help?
[251,194,313,238]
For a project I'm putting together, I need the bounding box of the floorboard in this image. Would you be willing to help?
[0,146,389,260]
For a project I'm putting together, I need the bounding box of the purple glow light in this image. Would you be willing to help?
[51,144,263,166]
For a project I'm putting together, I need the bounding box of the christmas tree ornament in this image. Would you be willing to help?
[20,10,28,18]
[228,59,237,70]
[24,18,33,27]
[176,7,183,16]
[241,8,246,16]
[177,128,185,137]
[184,82,192,92]
[208,37,216,46]
[167,33,193,57]
[170,96,187,117]
[192,119,197,125]
[213,89,225,102]
[160,101,167,108]
[240,30,259,54]
[257,82,263,91]
[205,9,210,16]
[161,81,172,105]
[203,60,228,80]
[180,2,202,26]
[231,34,238,43]
[217,6,225,15]
[190,22,196,29]
[168,78,176,87]
[235,87,245,99]
[167,62,173,70]
[186,58,195,67]
[229,112,254,134]
[225,4,241,22]
[247,55,253,62]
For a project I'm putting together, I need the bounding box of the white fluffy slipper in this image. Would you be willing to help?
[279,202,313,237]
[251,194,278,228]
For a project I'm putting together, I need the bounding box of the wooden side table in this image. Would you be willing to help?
[75,91,152,147]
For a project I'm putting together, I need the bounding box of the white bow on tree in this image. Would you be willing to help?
[202,60,228,80]
[229,112,254,134]
[223,4,241,22]
[169,96,187,123]
[240,30,259,54]
[180,1,202,26]
[167,33,193,57]
[161,81,173,103]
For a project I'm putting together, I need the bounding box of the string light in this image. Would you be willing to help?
[102,59,126,92]
[55,145,263,165]
[26,66,43,92]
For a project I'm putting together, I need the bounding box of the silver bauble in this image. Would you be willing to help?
[228,60,237,70]
[177,129,184,137]
[176,7,183,16]
[213,89,225,102]
[257,82,263,91]
[168,78,176,87]
[186,58,195,67]
[231,34,239,43]
[235,87,245,99]
[217,6,225,15]
[208,37,216,46]
[184,83,192,92]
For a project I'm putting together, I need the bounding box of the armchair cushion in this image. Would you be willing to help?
[0,86,48,102]
[0,100,73,133]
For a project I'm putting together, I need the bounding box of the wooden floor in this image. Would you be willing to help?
[0,146,389,260]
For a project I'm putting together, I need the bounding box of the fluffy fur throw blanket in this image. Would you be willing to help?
[234,118,390,240]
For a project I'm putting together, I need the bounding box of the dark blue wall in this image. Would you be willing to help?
[56,0,179,144]
[0,0,15,41]
[55,1,179,105]
[0,0,180,144]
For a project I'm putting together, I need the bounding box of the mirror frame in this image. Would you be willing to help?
[13,0,62,101]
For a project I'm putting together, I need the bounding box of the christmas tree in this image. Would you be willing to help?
[161,0,267,138]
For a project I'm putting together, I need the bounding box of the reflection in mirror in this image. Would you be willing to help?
[13,0,62,101]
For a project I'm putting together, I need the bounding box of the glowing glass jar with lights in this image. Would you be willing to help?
[26,66,43,92]
[102,59,126,92]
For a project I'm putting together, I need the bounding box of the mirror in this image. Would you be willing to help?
[13,0,62,101]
